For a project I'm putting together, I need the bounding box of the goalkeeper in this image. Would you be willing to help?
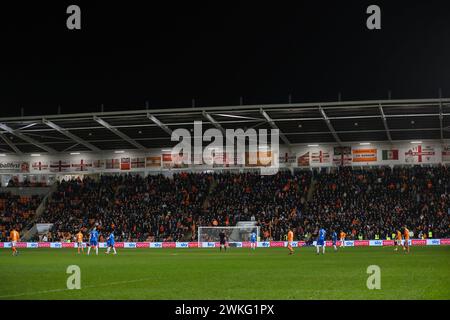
[219,231,227,252]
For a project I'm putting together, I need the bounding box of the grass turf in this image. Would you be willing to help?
[0,246,449,300]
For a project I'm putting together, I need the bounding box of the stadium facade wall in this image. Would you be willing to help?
[1,239,449,248]
[0,141,449,183]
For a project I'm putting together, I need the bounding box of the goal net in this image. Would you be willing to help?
[198,226,260,247]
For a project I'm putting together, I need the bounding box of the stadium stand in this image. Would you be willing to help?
[36,171,311,242]
[304,166,450,240]
[37,173,212,242]
[5,178,49,188]
[1,99,449,244]
[0,192,43,241]
[27,166,449,242]
[206,171,312,241]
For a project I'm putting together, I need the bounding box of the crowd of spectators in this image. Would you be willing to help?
[3,165,449,242]
[300,166,450,240]
[38,173,211,242]
[0,192,43,241]
[6,178,49,187]
[206,171,312,241]
[38,171,312,242]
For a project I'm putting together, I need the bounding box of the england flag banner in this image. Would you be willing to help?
[404,145,436,163]
[31,161,49,172]
[311,149,331,164]
[49,160,71,172]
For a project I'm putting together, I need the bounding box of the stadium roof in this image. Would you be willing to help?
[1,98,450,154]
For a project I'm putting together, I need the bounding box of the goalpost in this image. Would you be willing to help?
[198,226,260,247]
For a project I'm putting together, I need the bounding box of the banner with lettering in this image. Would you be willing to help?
[404,145,436,163]
[162,153,188,168]
[120,157,131,170]
[0,161,30,173]
[162,154,173,168]
[245,151,272,167]
[352,148,377,162]
[145,156,161,168]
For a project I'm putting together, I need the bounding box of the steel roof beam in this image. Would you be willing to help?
[0,123,56,153]
[318,106,342,145]
[379,104,393,142]
[260,109,291,146]
[42,119,101,152]
[0,133,22,154]
[15,113,447,134]
[62,143,80,152]
[147,113,173,136]
[93,116,146,150]
[283,127,442,136]
[1,98,450,122]
[439,99,444,141]
[202,111,238,147]
[203,111,224,133]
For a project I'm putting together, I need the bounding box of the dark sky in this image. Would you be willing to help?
[0,1,449,117]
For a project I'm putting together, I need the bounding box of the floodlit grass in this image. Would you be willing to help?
[0,246,449,300]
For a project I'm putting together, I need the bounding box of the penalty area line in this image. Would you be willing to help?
[0,277,155,299]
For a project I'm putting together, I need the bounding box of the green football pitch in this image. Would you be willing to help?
[0,246,449,300]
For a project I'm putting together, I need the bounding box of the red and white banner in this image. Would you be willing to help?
[120,158,131,170]
[162,242,176,248]
[32,161,49,172]
[162,154,173,168]
[136,242,150,248]
[93,159,105,170]
[404,145,436,163]
[279,152,296,165]
[333,147,352,166]
[411,239,427,246]
[354,240,370,246]
[71,159,93,172]
[49,160,71,172]
[105,159,120,170]
[131,157,145,169]
[311,150,331,164]
[442,145,450,162]
[382,240,394,246]
[269,241,285,248]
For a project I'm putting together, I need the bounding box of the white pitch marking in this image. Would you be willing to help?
[0,277,154,299]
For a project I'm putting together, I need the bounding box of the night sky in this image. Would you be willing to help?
[0,1,449,117]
